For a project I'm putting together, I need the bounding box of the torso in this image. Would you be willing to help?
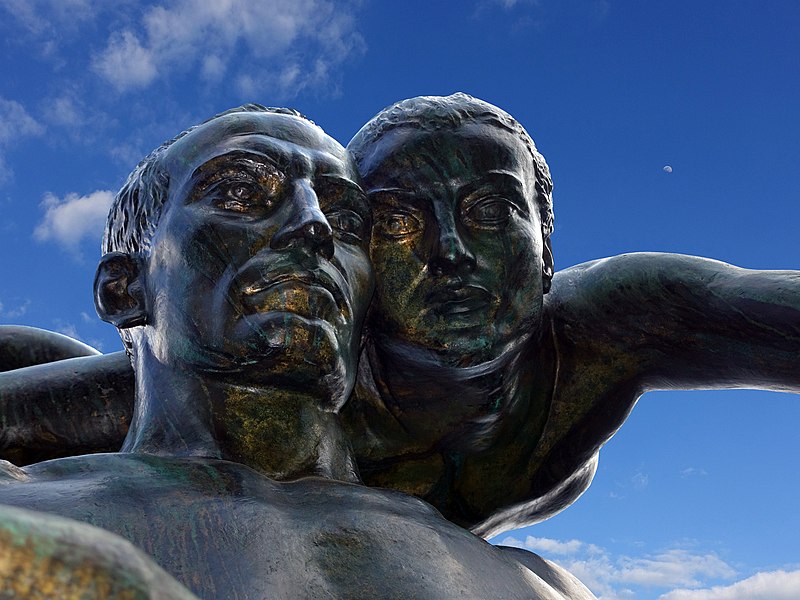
[345,267,648,535]
[0,454,591,599]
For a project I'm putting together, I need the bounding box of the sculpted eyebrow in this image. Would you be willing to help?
[368,189,426,211]
[462,170,526,195]
[319,174,364,195]
[318,175,369,214]
[458,171,529,213]
[191,153,281,184]
[185,153,284,204]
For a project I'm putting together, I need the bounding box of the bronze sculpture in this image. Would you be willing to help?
[3,94,798,540]
[343,94,800,535]
[0,105,595,598]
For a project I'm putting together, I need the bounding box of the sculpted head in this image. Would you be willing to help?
[348,93,554,365]
[94,105,373,409]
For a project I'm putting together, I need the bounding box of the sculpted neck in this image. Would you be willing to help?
[364,332,536,451]
[121,346,359,483]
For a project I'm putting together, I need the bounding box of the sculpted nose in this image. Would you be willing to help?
[270,180,334,260]
[429,225,476,276]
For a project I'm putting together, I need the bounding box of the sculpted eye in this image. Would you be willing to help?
[327,209,366,243]
[463,197,515,228]
[215,180,276,213]
[374,212,423,238]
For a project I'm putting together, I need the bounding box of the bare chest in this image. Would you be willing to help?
[1,460,559,599]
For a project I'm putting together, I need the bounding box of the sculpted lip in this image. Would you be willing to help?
[426,285,492,317]
[236,265,352,321]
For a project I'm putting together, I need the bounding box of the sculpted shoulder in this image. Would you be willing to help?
[0,460,29,483]
[545,251,755,327]
[1,456,592,598]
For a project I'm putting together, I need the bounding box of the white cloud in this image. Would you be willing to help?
[498,535,738,599]
[34,189,114,250]
[0,0,52,35]
[618,549,735,588]
[91,0,364,98]
[660,570,800,600]
[0,299,31,319]
[501,535,597,556]
[0,97,45,184]
[43,94,86,128]
[0,98,44,143]
[0,156,10,185]
[483,0,542,10]
[93,30,158,91]
[631,471,649,490]
[0,0,98,35]
[681,467,708,478]
[56,323,80,340]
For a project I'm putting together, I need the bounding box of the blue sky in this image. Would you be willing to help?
[1,1,799,597]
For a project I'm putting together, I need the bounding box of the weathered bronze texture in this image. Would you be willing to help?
[0,504,197,599]
[5,95,798,540]
[0,325,100,372]
[0,349,131,465]
[347,94,800,535]
[0,105,597,598]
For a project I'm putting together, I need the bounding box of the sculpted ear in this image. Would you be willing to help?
[542,237,554,294]
[94,252,148,328]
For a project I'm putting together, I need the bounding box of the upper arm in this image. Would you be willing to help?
[0,460,28,482]
[0,352,133,465]
[0,326,100,372]
[497,546,596,599]
[549,252,800,393]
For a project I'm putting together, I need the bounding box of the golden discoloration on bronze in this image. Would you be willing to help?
[0,504,198,599]
[0,529,138,599]
[220,385,328,480]
[364,453,444,498]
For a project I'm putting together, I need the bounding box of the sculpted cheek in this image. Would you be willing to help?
[371,239,426,314]
[495,228,543,329]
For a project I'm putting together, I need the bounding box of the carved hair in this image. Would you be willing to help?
[348,92,554,238]
[102,104,315,255]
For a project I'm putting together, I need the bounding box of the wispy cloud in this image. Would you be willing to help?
[0,0,96,36]
[0,97,45,184]
[631,470,649,490]
[489,0,540,8]
[680,467,708,478]
[94,30,158,90]
[33,189,114,252]
[42,93,87,129]
[660,570,800,600]
[474,0,609,29]
[0,97,45,140]
[91,0,364,99]
[618,549,735,588]
[55,322,80,340]
[0,299,31,319]
[511,535,600,556]
[499,535,737,599]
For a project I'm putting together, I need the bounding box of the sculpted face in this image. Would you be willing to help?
[357,122,549,364]
[141,112,373,404]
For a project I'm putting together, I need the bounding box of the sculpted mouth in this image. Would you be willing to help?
[242,273,318,295]
[427,286,492,318]
[237,267,351,322]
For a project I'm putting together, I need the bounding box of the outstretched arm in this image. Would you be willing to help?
[0,352,133,465]
[0,325,101,371]
[551,252,800,393]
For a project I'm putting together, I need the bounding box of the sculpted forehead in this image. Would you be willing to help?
[164,112,354,185]
[357,123,536,200]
